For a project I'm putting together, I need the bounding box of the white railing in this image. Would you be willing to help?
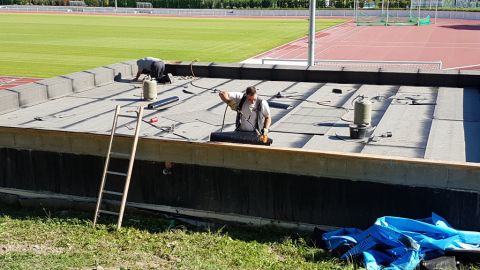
[1,6,480,20]
[261,58,444,70]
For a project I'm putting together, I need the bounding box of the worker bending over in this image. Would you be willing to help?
[134,57,172,83]
[219,86,271,142]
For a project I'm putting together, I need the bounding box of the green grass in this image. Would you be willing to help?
[0,205,353,270]
[0,13,345,78]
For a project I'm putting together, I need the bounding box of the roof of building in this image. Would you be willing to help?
[0,61,479,163]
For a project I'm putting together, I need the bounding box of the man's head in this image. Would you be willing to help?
[245,86,257,104]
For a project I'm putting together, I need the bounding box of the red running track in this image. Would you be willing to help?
[0,76,40,90]
[254,19,480,70]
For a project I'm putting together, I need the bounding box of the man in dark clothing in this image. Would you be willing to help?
[134,57,171,83]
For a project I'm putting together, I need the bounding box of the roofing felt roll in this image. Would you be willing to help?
[210,131,272,146]
[267,101,290,109]
[147,96,179,109]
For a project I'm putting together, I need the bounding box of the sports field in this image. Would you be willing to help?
[0,13,345,78]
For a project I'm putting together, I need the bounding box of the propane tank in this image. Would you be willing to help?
[353,95,372,126]
[142,79,157,101]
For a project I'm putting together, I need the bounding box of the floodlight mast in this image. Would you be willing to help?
[308,0,316,66]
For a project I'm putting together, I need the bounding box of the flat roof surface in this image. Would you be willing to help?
[1,73,479,163]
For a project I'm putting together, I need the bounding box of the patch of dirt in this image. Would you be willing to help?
[0,243,64,254]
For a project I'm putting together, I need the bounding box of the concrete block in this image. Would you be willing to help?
[136,140,161,161]
[157,142,193,164]
[418,69,459,87]
[256,149,291,173]
[209,63,242,79]
[272,65,307,82]
[70,136,103,156]
[459,70,480,88]
[378,68,419,86]
[240,64,274,80]
[85,67,114,86]
[0,131,15,146]
[326,157,347,179]
[289,154,328,177]
[191,145,224,167]
[38,134,72,153]
[13,132,42,149]
[362,159,407,185]
[447,167,480,193]
[62,72,95,93]
[122,60,139,77]
[306,66,343,83]
[342,158,367,180]
[105,63,133,80]
[7,83,48,107]
[341,67,380,85]
[0,90,20,114]
[404,163,448,189]
[37,77,73,99]
[223,147,257,170]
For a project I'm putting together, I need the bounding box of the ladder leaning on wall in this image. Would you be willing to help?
[93,105,144,230]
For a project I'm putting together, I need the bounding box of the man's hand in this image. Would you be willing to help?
[227,100,237,111]
[260,128,269,143]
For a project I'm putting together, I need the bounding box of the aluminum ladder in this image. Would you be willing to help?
[93,105,144,230]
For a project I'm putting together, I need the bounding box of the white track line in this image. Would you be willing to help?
[248,19,353,60]
[444,63,480,70]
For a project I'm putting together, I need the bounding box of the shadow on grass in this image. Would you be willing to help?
[0,202,325,244]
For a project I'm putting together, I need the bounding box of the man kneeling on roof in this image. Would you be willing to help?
[133,57,173,83]
[219,86,271,141]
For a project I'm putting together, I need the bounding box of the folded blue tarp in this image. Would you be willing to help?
[322,213,480,270]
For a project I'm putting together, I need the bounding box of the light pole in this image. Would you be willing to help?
[308,0,316,66]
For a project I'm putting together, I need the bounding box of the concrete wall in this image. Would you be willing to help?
[0,61,136,116]
[2,145,480,230]
[0,127,479,193]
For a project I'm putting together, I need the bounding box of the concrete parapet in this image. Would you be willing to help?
[378,68,417,86]
[240,64,275,80]
[272,65,307,82]
[418,69,459,87]
[166,63,480,88]
[209,63,242,79]
[105,63,133,80]
[185,61,211,77]
[0,91,20,115]
[62,72,95,93]
[1,127,479,193]
[6,83,48,107]
[122,60,138,77]
[459,70,480,88]
[306,66,343,83]
[341,67,380,85]
[85,67,114,86]
[37,77,73,99]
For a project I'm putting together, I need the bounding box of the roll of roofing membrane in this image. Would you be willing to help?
[210,131,272,146]
[147,96,179,109]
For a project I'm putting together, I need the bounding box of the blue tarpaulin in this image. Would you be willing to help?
[322,213,480,270]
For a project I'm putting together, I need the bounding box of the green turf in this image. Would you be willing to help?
[0,205,354,270]
[0,13,345,78]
